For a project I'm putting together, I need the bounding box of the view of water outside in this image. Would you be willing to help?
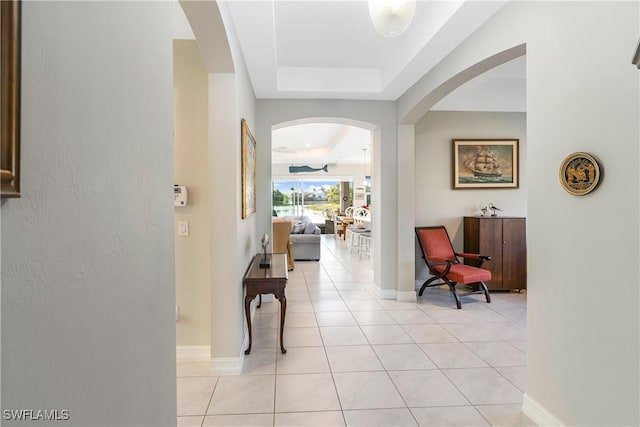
[272,179,352,224]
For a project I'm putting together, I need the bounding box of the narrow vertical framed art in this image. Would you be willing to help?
[1,0,21,197]
[241,119,256,218]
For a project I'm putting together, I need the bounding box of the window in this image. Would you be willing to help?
[272,178,352,223]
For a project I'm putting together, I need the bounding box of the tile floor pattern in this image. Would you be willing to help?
[177,235,534,427]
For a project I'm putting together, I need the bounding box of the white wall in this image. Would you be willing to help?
[414,111,527,278]
[1,2,176,426]
[523,3,639,425]
[206,2,257,366]
[174,40,211,347]
[178,0,257,369]
[400,2,639,425]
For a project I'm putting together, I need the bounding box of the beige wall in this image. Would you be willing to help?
[174,40,211,346]
[414,111,527,273]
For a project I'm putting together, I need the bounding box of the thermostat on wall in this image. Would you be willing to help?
[174,185,188,207]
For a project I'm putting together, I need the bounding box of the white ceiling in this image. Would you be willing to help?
[175,1,526,166]
[272,122,372,165]
[225,0,510,100]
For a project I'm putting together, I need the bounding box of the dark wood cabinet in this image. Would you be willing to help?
[463,216,526,291]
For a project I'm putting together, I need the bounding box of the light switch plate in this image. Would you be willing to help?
[178,220,189,236]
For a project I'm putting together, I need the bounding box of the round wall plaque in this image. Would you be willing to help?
[559,152,601,196]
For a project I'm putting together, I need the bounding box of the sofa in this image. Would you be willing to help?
[285,216,322,261]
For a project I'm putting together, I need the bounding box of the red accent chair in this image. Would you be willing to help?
[415,226,492,309]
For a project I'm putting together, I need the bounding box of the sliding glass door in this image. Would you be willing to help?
[272,178,352,224]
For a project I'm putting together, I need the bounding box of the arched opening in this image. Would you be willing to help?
[396,48,528,291]
[255,105,398,298]
[396,44,530,421]
[399,44,526,125]
[269,117,379,277]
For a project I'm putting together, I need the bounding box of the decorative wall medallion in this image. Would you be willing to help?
[559,152,601,196]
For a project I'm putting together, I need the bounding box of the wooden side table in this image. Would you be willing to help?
[243,253,288,354]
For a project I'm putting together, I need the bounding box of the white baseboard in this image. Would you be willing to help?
[365,283,396,299]
[209,355,243,375]
[364,283,415,301]
[176,345,210,362]
[396,291,417,302]
[522,393,564,427]
[208,310,253,375]
[364,282,396,300]
[378,288,397,299]
[176,345,244,374]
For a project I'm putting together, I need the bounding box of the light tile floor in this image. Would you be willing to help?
[177,235,534,427]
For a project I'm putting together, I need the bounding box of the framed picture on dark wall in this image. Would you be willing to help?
[241,119,256,218]
[1,0,21,197]
[452,139,519,189]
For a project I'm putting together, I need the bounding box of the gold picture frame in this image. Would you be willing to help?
[1,0,21,197]
[241,119,256,218]
[559,152,601,196]
[452,139,519,189]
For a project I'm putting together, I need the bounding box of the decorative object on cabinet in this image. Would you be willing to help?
[487,203,501,217]
[559,152,601,196]
[464,216,527,291]
[452,139,519,189]
[1,0,21,197]
[241,118,256,218]
[415,226,492,310]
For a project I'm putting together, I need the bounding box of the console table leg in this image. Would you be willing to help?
[278,295,287,354]
[244,295,253,355]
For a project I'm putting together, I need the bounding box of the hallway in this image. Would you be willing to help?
[177,235,532,426]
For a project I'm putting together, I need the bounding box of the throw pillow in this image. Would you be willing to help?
[292,222,306,234]
[304,222,318,234]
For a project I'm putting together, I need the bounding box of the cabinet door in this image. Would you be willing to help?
[502,218,527,289]
[479,218,504,289]
[463,217,481,256]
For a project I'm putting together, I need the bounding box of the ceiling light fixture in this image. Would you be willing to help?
[368,0,416,38]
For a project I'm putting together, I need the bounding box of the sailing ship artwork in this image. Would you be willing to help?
[465,151,502,178]
[453,139,519,189]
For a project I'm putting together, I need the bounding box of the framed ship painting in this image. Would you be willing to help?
[452,139,519,189]
[241,118,256,218]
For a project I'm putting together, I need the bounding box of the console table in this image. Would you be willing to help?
[243,253,288,354]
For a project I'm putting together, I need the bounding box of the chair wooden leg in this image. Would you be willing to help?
[480,281,491,304]
[448,283,462,309]
[418,277,439,296]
